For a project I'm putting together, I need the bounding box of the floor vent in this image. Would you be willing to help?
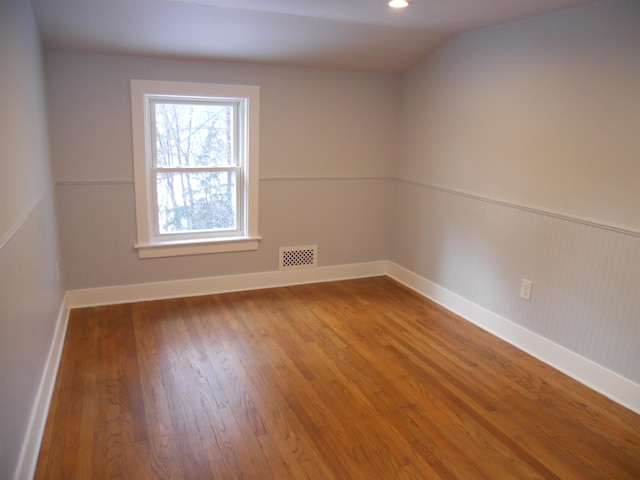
[279,245,318,271]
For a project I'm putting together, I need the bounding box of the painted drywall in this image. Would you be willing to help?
[398,0,640,233]
[46,52,398,289]
[0,1,64,478]
[393,0,640,382]
[0,2,51,233]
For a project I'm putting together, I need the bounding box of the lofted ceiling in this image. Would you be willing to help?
[31,0,599,73]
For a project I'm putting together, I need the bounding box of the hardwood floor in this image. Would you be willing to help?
[35,277,640,479]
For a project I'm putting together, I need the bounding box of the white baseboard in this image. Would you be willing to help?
[386,262,640,415]
[66,261,389,308]
[64,260,639,417]
[13,294,71,480]
[21,260,638,480]
[17,263,383,479]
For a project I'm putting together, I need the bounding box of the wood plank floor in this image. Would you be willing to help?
[35,277,640,479]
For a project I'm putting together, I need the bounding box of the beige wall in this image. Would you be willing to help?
[0,0,63,478]
[46,52,399,289]
[393,0,640,381]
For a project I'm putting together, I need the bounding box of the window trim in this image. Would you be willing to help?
[131,80,261,259]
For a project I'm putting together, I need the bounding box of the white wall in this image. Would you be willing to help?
[0,0,64,478]
[393,0,640,382]
[46,52,399,289]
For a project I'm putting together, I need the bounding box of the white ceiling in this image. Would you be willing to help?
[31,0,599,73]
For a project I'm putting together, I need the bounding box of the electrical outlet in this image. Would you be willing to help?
[520,279,533,301]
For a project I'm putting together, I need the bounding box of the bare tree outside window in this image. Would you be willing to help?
[152,101,238,235]
[131,80,259,258]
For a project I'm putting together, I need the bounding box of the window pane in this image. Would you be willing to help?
[156,171,237,234]
[153,102,234,167]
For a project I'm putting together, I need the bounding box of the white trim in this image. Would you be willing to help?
[53,172,640,242]
[386,262,640,415]
[395,177,640,238]
[0,188,49,253]
[56,180,134,186]
[13,294,71,480]
[55,176,392,186]
[27,258,639,480]
[260,175,392,182]
[130,80,260,258]
[66,261,388,308]
[136,235,262,259]
[64,260,640,414]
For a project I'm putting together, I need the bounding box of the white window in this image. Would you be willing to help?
[131,80,260,258]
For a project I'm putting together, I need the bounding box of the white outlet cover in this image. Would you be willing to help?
[520,279,533,300]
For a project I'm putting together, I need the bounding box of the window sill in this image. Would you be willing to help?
[135,236,262,259]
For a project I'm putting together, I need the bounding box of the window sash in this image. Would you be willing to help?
[152,166,240,173]
[149,99,240,169]
[147,97,246,242]
[151,167,243,239]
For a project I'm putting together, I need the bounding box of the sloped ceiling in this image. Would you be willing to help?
[32,0,599,72]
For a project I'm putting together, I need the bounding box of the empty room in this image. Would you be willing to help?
[1,0,639,478]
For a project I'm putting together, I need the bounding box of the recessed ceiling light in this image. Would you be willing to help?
[389,0,410,8]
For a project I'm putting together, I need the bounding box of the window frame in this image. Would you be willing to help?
[149,98,243,240]
[131,80,260,259]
